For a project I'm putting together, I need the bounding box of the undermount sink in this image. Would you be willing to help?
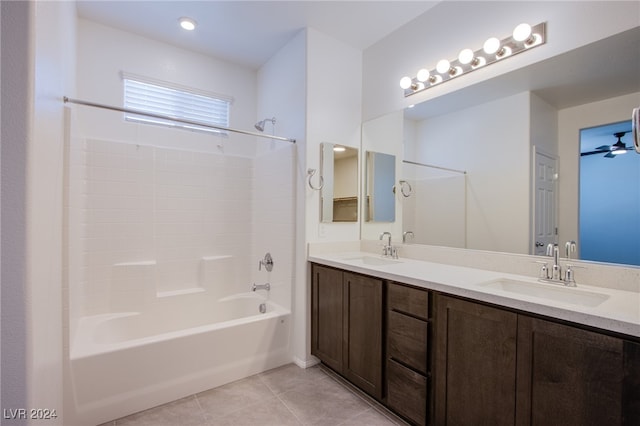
[343,256,402,266]
[479,278,610,307]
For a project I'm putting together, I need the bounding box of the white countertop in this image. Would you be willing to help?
[308,251,640,338]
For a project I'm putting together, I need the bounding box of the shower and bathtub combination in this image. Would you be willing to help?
[64,100,297,425]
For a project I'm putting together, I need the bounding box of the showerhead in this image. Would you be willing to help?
[255,117,276,132]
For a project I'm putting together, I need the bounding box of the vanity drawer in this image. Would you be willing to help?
[388,310,428,374]
[387,358,428,426]
[388,282,429,320]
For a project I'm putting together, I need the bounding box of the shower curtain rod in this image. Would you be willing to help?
[63,97,296,144]
[403,159,466,175]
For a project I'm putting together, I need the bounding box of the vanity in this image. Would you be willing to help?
[309,245,640,426]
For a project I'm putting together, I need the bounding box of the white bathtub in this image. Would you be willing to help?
[68,292,291,426]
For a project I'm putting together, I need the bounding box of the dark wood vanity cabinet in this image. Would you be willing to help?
[435,294,640,426]
[516,316,640,426]
[434,294,517,425]
[310,263,383,399]
[386,282,431,426]
[311,263,639,425]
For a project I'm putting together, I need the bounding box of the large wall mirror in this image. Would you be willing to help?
[320,143,359,223]
[375,27,640,267]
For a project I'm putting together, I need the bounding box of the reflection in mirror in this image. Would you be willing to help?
[365,151,396,222]
[401,160,466,247]
[391,28,640,267]
[579,121,640,266]
[320,143,358,223]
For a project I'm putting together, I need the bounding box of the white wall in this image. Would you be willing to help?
[306,28,363,244]
[1,0,76,423]
[76,19,258,157]
[557,91,640,250]
[363,1,640,121]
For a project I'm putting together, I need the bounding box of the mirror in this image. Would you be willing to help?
[365,151,396,222]
[320,143,358,223]
[379,27,640,266]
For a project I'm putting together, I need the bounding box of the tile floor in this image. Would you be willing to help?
[98,363,408,426]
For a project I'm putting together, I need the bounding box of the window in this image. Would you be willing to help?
[122,74,232,135]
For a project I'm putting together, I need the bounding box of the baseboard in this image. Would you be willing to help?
[292,354,320,369]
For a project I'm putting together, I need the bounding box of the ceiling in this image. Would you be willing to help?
[76,1,440,70]
[580,120,634,155]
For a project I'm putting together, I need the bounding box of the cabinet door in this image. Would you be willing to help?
[516,316,639,426]
[311,264,344,372]
[434,295,517,425]
[343,271,383,399]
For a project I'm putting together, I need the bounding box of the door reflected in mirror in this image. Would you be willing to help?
[365,151,396,222]
[320,143,359,223]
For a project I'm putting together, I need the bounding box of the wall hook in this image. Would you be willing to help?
[307,168,324,190]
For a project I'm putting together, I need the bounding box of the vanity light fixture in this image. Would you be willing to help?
[399,22,546,97]
[179,17,197,31]
[333,146,346,152]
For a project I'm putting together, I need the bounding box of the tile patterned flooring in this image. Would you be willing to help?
[98,363,408,426]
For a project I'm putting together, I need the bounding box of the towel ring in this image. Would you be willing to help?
[307,168,324,190]
[399,180,412,197]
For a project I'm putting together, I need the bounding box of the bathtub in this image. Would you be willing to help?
[68,292,291,426]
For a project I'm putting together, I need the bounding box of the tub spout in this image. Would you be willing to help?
[252,283,270,292]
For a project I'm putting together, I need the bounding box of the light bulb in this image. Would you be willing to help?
[458,48,474,65]
[416,68,430,82]
[400,76,412,90]
[436,59,451,74]
[513,23,532,42]
[483,37,500,54]
[179,17,197,31]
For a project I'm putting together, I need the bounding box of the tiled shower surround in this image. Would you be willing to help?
[68,136,295,322]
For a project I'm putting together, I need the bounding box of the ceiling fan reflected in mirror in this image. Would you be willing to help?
[581,131,634,158]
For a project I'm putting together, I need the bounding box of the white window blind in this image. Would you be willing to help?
[123,75,231,134]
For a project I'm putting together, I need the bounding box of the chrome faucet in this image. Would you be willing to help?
[539,241,579,287]
[546,243,562,281]
[564,241,577,286]
[252,283,271,291]
[403,231,414,243]
[379,232,398,259]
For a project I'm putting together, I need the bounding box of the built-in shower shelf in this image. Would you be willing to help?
[157,288,206,298]
[113,260,157,266]
[201,255,232,261]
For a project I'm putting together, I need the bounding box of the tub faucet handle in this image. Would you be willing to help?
[259,252,274,272]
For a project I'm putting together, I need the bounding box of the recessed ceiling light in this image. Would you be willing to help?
[179,17,196,31]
